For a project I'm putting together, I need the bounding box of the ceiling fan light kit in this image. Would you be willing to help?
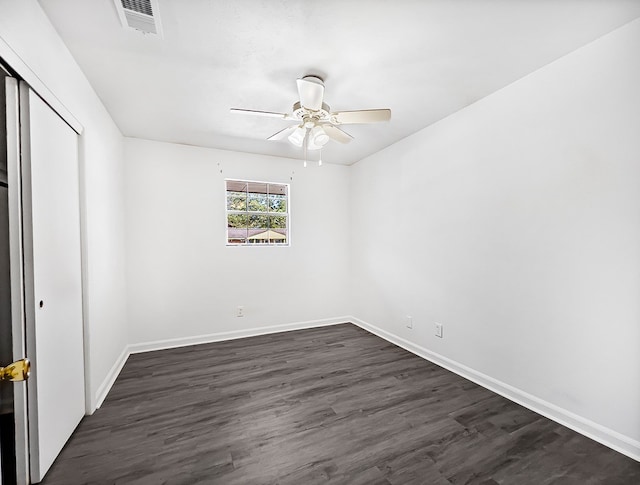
[231,75,391,165]
[287,126,306,147]
[308,125,330,148]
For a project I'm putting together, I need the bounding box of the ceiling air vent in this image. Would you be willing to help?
[114,0,163,38]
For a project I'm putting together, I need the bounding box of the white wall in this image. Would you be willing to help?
[124,138,350,346]
[0,0,129,410]
[350,18,640,458]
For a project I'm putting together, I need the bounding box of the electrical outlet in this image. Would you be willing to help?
[405,315,413,329]
[237,306,244,317]
[435,323,443,338]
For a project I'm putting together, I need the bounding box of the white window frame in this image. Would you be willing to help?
[224,178,290,247]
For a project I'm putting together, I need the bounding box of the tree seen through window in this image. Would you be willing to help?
[226,180,289,245]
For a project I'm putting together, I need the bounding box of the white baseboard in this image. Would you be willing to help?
[93,346,130,411]
[92,315,639,462]
[93,317,350,410]
[127,317,350,354]
[349,316,640,463]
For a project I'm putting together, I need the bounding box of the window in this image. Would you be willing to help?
[226,179,289,245]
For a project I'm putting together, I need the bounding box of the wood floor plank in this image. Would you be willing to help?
[41,324,640,484]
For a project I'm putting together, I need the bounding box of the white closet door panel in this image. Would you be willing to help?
[21,87,84,482]
[6,75,29,485]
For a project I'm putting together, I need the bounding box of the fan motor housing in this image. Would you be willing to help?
[292,101,331,122]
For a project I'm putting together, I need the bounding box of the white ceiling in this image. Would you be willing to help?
[39,0,640,165]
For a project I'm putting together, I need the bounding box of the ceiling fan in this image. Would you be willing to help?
[230,76,391,151]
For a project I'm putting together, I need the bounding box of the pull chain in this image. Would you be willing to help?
[303,129,309,167]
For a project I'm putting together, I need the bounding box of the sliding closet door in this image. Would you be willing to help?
[20,84,84,483]
[2,74,29,485]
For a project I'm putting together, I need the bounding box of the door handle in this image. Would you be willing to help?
[0,358,31,382]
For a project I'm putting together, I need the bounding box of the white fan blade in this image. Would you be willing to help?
[267,125,298,141]
[230,108,293,120]
[296,77,324,111]
[331,109,391,124]
[323,125,353,144]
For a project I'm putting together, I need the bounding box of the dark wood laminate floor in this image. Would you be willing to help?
[42,323,639,484]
